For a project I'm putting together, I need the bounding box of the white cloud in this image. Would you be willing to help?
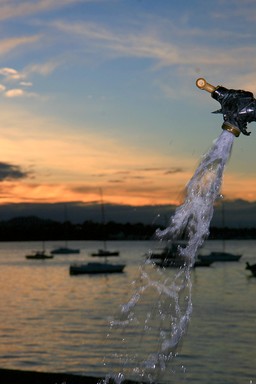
[52,20,256,72]
[52,20,182,67]
[0,0,88,21]
[0,62,55,99]
[0,67,26,82]
[5,88,24,98]
[0,67,18,76]
[0,35,40,56]
[24,60,61,76]
[0,66,37,98]
[20,81,33,86]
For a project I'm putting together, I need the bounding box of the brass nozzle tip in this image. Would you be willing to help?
[196,78,207,89]
[196,78,216,93]
[222,122,240,137]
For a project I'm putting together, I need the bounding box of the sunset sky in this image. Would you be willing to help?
[1,0,256,214]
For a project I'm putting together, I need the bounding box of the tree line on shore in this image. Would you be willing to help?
[0,215,255,241]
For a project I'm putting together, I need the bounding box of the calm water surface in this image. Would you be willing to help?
[0,240,255,383]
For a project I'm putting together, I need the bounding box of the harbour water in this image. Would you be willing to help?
[0,239,255,383]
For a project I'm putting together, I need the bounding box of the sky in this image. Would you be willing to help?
[1,0,256,224]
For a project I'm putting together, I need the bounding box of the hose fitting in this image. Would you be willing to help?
[196,78,256,137]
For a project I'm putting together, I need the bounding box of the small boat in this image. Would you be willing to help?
[198,201,242,264]
[51,204,80,255]
[69,262,125,275]
[154,257,213,269]
[193,259,213,267]
[26,251,54,260]
[148,242,188,268]
[149,247,175,260]
[91,249,119,257]
[245,262,256,277]
[148,243,181,261]
[149,242,214,268]
[51,246,80,255]
[154,258,187,268]
[197,251,242,263]
[91,188,120,258]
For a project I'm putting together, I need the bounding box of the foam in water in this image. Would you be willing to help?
[100,129,235,384]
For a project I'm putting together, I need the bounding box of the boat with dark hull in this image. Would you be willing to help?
[148,242,189,268]
[51,246,80,255]
[193,259,214,267]
[69,261,125,275]
[51,204,80,255]
[26,251,54,260]
[91,188,120,258]
[154,256,213,269]
[197,201,242,264]
[197,251,242,263]
[91,249,119,257]
[147,242,182,260]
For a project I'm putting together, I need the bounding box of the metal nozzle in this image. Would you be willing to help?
[196,78,256,137]
[196,78,216,93]
[221,122,240,137]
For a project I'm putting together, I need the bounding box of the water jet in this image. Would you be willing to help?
[101,79,256,384]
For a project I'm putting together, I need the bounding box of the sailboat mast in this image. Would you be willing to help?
[221,201,226,253]
[64,204,68,248]
[99,188,107,250]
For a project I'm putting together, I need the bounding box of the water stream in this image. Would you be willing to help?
[99,129,235,383]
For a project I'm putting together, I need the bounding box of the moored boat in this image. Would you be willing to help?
[197,251,242,263]
[193,259,213,267]
[90,189,120,258]
[147,242,183,260]
[69,262,125,275]
[154,257,213,269]
[91,249,119,257]
[26,251,54,260]
[51,247,80,255]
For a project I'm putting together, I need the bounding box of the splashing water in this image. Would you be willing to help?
[100,130,235,384]
[156,129,234,257]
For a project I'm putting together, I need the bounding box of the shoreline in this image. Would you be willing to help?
[0,368,99,384]
[0,368,140,384]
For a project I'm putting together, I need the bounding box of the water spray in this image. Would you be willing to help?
[196,78,256,137]
[102,79,256,384]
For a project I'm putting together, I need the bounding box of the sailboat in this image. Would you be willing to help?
[69,190,125,275]
[51,244,80,255]
[197,200,242,263]
[91,248,119,257]
[26,241,54,260]
[69,261,125,275]
[26,250,54,260]
[51,204,80,255]
[90,189,119,257]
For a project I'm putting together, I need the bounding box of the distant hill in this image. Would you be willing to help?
[0,215,255,241]
[0,199,256,228]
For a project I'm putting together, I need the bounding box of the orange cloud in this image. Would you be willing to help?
[1,102,255,208]
[1,155,256,207]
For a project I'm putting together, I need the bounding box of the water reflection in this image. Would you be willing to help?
[0,240,255,383]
